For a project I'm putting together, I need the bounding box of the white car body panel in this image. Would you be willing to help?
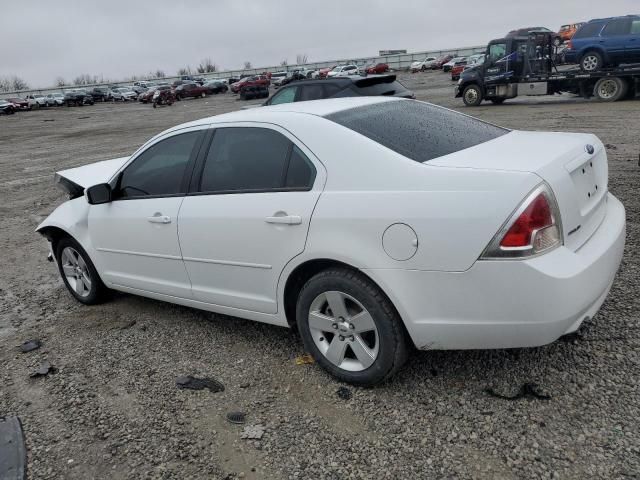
[37,97,626,350]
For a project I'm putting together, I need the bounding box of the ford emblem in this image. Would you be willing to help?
[585,144,595,155]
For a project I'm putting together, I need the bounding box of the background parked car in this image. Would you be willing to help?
[450,59,469,81]
[327,65,359,77]
[63,90,94,107]
[26,94,47,108]
[410,56,437,72]
[432,54,454,69]
[317,66,336,79]
[203,80,228,94]
[0,99,16,114]
[263,75,414,106]
[6,97,30,111]
[443,56,466,72]
[555,22,585,45]
[175,82,211,99]
[365,63,390,74]
[270,71,289,86]
[110,87,137,101]
[230,75,270,93]
[46,93,65,106]
[239,85,269,100]
[138,86,158,103]
[89,87,111,102]
[565,15,640,71]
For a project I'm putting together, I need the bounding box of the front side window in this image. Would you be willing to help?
[269,87,297,105]
[630,19,640,34]
[117,131,201,198]
[488,43,507,62]
[199,127,315,193]
[602,18,631,37]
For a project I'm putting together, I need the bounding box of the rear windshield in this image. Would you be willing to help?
[353,80,410,96]
[325,100,508,163]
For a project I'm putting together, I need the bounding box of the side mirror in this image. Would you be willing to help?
[86,183,112,205]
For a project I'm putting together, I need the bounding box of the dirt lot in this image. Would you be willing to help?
[1,72,639,480]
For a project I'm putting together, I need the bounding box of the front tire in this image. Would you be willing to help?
[462,84,483,106]
[55,237,109,305]
[296,268,409,386]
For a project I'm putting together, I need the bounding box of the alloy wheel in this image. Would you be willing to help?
[61,247,92,298]
[582,55,599,71]
[308,291,379,372]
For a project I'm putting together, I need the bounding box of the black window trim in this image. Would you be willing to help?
[188,125,317,197]
[109,128,207,202]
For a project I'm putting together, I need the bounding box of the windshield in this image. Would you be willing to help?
[325,100,508,163]
[331,66,341,71]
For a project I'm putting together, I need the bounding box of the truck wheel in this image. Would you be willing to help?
[594,77,627,102]
[580,51,603,72]
[462,84,483,106]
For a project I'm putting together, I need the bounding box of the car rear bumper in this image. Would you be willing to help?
[364,193,625,350]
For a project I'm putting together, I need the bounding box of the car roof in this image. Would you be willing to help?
[168,96,400,131]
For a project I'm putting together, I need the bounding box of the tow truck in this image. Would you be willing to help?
[455,32,640,106]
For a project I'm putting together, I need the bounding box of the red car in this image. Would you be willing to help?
[432,54,454,70]
[365,63,390,74]
[230,75,270,93]
[450,60,468,81]
[174,82,213,100]
[7,97,30,111]
[318,66,337,79]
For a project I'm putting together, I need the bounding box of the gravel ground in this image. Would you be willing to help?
[1,72,639,480]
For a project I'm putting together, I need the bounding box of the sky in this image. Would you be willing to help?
[2,0,637,88]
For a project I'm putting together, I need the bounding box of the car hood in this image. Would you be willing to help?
[54,156,129,196]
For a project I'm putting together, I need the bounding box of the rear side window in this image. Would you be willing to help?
[325,100,508,163]
[602,18,630,36]
[298,85,325,101]
[631,19,640,34]
[574,22,604,38]
[269,87,297,105]
[198,127,315,193]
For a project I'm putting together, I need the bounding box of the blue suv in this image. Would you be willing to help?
[565,15,640,71]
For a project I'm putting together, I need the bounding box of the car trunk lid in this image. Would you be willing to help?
[428,130,608,251]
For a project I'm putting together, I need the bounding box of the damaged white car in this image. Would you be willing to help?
[37,97,625,385]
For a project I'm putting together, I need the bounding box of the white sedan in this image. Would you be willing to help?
[327,65,359,77]
[410,56,437,72]
[37,97,625,385]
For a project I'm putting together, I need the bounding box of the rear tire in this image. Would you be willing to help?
[55,236,109,305]
[462,84,483,106]
[296,268,409,386]
[580,51,603,72]
[594,77,627,102]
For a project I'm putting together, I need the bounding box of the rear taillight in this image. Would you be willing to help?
[481,183,562,259]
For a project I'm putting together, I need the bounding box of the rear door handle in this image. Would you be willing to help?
[147,213,171,224]
[265,215,302,225]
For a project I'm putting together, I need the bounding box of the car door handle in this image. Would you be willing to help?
[147,213,171,224]
[265,215,302,225]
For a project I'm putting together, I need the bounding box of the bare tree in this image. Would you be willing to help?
[177,66,192,76]
[280,59,288,66]
[55,77,67,87]
[0,75,29,92]
[197,58,218,74]
[73,73,100,86]
[243,61,252,70]
[154,70,166,79]
[296,53,308,65]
